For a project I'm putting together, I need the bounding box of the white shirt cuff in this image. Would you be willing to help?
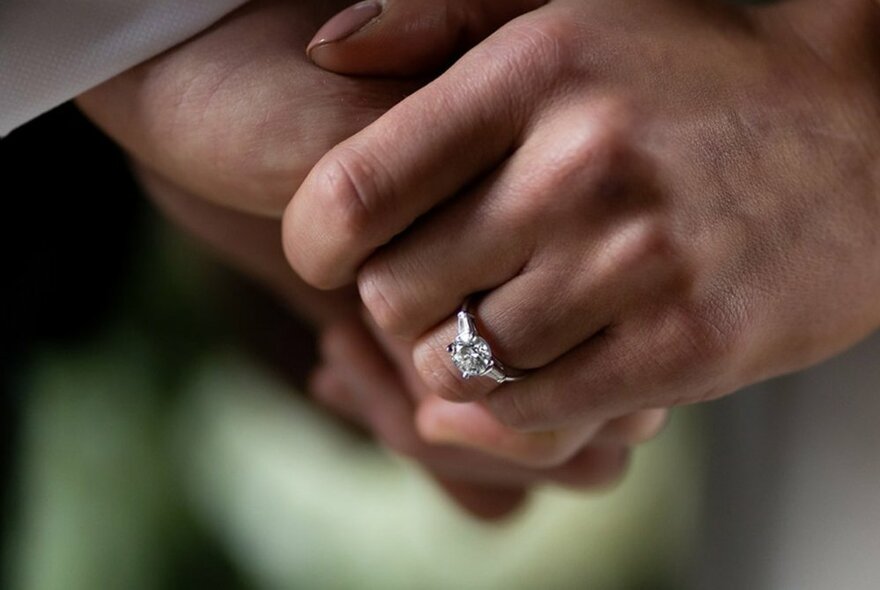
[0,0,251,136]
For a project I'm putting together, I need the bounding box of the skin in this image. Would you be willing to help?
[75,0,410,219]
[76,0,665,518]
[284,0,880,463]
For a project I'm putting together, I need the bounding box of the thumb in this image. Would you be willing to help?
[307,0,548,76]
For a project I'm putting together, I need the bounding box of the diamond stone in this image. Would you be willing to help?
[448,336,493,378]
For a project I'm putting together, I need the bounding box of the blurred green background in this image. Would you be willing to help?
[1,104,703,590]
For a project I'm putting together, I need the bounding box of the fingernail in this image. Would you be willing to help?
[307,1,383,54]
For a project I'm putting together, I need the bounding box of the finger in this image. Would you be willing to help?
[416,395,603,468]
[590,409,670,447]
[359,107,671,399]
[418,396,632,480]
[411,228,677,404]
[310,366,369,426]
[339,332,533,522]
[551,445,630,491]
[324,320,635,485]
[482,306,734,432]
[356,165,534,338]
[431,475,528,521]
[320,321,423,456]
[308,0,549,76]
[284,16,562,288]
[332,316,536,518]
[359,313,435,402]
[417,397,631,487]
[418,395,633,484]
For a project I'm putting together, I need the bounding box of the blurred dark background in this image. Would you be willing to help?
[1,105,697,590]
[0,103,255,588]
[2,103,132,523]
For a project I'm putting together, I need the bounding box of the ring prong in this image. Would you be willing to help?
[448,300,526,383]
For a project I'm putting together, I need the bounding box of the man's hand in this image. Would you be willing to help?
[75,0,551,218]
[74,0,417,218]
[285,0,880,460]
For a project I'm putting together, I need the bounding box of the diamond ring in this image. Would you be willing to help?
[446,300,526,384]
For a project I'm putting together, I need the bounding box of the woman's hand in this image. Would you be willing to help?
[285,0,880,458]
[112,0,660,517]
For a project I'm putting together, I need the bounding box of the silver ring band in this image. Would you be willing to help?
[446,299,526,384]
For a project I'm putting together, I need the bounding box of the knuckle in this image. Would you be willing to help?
[618,219,677,269]
[311,147,377,241]
[661,301,742,391]
[584,114,634,182]
[515,104,638,221]
[290,146,385,288]
[502,17,581,72]
[572,108,633,172]
[580,113,640,203]
[597,218,678,280]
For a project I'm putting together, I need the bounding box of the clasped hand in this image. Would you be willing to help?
[77,0,880,518]
[287,0,880,463]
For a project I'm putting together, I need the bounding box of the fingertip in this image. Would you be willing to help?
[309,366,352,413]
[307,0,457,77]
[306,1,383,57]
[597,447,632,490]
[555,446,632,490]
[307,0,553,77]
[282,178,355,292]
[433,476,529,522]
[627,409,669,444]
[286,139,395,290]
[593,409,670,447]
[416,397,582,469]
